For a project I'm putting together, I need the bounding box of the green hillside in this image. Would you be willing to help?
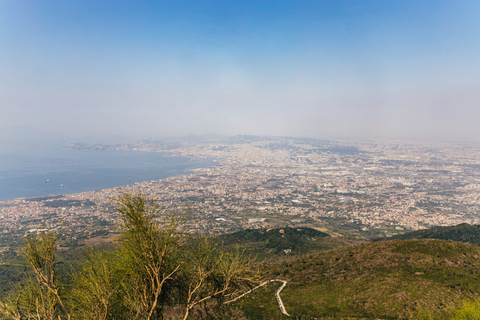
[245,239,480,319]
[216,227,349,259]
[5,225,480,319]
[376,223,480,246]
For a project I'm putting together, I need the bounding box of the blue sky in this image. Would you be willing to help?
[1,0,480,141]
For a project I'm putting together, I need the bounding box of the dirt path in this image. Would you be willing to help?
[224,279,290,316]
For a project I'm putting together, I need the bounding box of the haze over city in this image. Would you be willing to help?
[5,3,480,318]
[1,0,480,142]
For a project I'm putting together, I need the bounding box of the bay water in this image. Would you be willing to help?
[0,141,213,201]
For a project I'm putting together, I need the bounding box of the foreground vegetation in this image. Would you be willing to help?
[257,239,480,319]
[3,194,480,319]
[0,192,255,320]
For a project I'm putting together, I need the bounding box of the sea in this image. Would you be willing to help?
[0,140,214,202]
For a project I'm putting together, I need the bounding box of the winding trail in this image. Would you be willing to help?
[224,279,290,316]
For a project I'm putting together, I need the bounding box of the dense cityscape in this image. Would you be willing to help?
[1,136,480,254]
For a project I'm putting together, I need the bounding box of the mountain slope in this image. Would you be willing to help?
[377,223,480,246]
[249,239,480,319]
[216,227,348,259]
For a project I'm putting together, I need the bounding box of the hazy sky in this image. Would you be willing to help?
[1,0,480,141]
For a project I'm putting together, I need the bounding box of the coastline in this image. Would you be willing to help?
[0,149,216,202]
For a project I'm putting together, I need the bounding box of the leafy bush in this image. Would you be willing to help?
[0,191,255,320]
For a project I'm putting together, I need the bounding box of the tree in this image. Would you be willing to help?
[114,192,185,320]
[114,192,256,319]
[1,191,256,320]
[70,249,118,320]
[180,238,256,320]
[0,232,70,320]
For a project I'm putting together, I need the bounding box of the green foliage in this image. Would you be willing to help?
[70,249,120,320]
[0,277,61,320]
[412,308,436,320]
[377,223,480,246]
[9,196,480,319]
[451,300,480,320]
[114,192,185,319]
[216,227,340,259]
[259,239,480,319]
[0,231,71,320]
[0,191,255,320]
[180,237,257,319]
[0,262,25,297]
[411,299,480,320]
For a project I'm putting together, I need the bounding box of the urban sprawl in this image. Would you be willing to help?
[2,136,480,251]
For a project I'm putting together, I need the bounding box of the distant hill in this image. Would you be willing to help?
[375,223,480,246]
[216,227,348,259]
[240,239,480,319]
